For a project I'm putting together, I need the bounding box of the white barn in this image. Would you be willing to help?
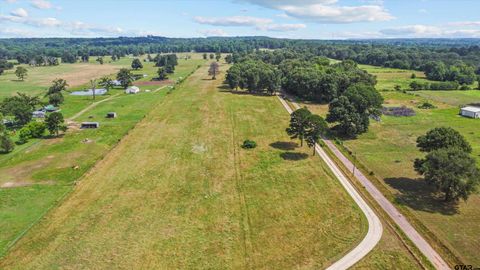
[125,86,140,94]
[460,106,480,118]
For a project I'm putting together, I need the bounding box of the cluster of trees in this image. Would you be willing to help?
[117,68,134,88]
[45,79,68,106]
[414,127,479,202]
[282,60,376,103]
[286,108,328,155]
[153,54,177,79]
[326,84,383,136]
[225,60,281,94]
[131,58,143,70]
[0,90,68,153]
[0,93,40,125]
[409,80,468,91]
[423,61,477,85]
[226,52,381,137]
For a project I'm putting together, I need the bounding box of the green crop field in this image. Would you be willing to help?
[0,60,375,269]
[300,64,480,266]
[0,54,204,257]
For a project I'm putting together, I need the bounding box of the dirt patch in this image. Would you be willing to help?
[134,80,173,86]
[37,64,122,87]
[1,180,55,188]
[192,143,207,154]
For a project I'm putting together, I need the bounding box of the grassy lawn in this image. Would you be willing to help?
[0,61,373,269]
[415,90,480,107]
[300,64,480,266]
[358,64,427,91]
[0,55,205,257]
[0,62,126,99]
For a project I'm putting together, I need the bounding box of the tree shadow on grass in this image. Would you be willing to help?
[280,152,309,161]
[269,141,298,151]
[385,177,458,215]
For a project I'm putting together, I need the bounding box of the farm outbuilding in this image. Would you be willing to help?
[460,106,480,118]
[125,86,140,94]
[106,112,117,118]
[81,122,100,129]
[32,110,46,118]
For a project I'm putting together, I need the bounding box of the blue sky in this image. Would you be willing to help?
[1,0,479,39]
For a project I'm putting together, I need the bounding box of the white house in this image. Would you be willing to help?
[460,106,480,118]
[125,86,140,94]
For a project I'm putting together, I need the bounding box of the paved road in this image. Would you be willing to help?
[286,98,450,270]
[277,96,383,270]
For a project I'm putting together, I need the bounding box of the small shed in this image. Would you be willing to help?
[460,106,480,118]
[44,105,59,112]
[125,86,140,94]
[106,112,117,118]
[32,110,46,118]
[81,122,100,129]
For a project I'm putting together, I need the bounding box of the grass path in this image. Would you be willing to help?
[1,62,366,269]
[67,93,120,121]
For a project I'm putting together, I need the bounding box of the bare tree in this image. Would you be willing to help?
[208,62,220,80]
[90,79,97,100]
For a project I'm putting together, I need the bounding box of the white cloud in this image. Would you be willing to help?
[380,25,441,36]
[194,16,272,27]
[238,0,338,7]
[10,8,29,18]
[0,27,36,37]
[199,29,228,37]
[0,14,61,27]
[448,21,480,27]
[380,24,480,38]
[4,0,18,3]
[329,30,383,39]
[257,23,306,32]
[280,4,394,23]
[30,0,53,9]
[68,21,124,36]
[238,0,393,23]
[194,15,305,32]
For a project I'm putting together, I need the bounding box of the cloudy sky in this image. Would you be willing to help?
[1,0,479,39]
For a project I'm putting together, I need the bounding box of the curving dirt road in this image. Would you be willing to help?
[277,96,383,270]
[283,97,450,270]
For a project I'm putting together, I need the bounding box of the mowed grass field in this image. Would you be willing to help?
[0,61,371,269]
[302,64,480,266]
[0,62,124,99]
[415,90,480,106]
[0,55,204,256]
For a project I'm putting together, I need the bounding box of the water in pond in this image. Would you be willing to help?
[70,89,107,96]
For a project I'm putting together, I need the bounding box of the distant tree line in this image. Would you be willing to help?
[1,37,479,84]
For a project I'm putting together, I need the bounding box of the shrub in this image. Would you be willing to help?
[0,134,14,153]
[18,127,31,144]
[459,84,471,90]
[241,139,257,149]
[418,101,437,109]
[25,121,46,138]
[382,106,416,117]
